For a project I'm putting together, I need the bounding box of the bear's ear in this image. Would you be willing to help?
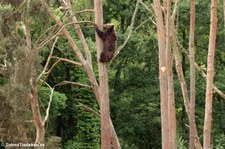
[104,24,114,30]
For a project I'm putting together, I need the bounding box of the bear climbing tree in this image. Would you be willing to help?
[95,24,117,62]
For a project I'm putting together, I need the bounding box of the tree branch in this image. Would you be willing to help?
[52,57,82,66]
[113,0,140,60]
[138,0,154,15]
[134,17,155,31]
[3,0,26,20]
[42,82,54,125]
[65,0,92,65]
[40,0,99,90]
[177,40,225,100]
[34,21,94,52]
[78,103,100,117]
[40,58,82,86]
[54,81,92,88]
[75,9,94,14]
[35,24,58,46]
[38,36,58,80]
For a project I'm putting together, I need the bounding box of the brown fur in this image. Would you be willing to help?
[95,24,117,62]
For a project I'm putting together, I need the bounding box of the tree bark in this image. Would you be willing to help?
[171,3,202,146]
[203,0,217,148]
[23,1,45,144]
[164,0,177,148]
[154,0,169,148]
[189,0,196,148]
[178,43,225,100]
[94,0,111,148]
[174,40,202,149]
[174,45,202,149]
[30,85,45,144]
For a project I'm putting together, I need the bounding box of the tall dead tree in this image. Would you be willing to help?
[189,0,196,148]
[203,0,217,148]
[94,0,111,148]
[164,0,177,148]
[154,0,170,148]
[22,1,45,143]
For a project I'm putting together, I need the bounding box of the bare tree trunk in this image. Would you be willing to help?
[23,1,45,143]
[189,0,196,148]
[110,119,121,149]
[174,42,202,149]
[154,1,169,148]
[174,48,190,114]
[174,45,202,149]
[172,7,202,147]
[179,44,225,100]
[94,0,111,148]
[30,85,45,144]
[164,0,177,148]
[203,0,217,148]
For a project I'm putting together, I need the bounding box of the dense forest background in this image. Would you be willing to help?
[0,0,225,148]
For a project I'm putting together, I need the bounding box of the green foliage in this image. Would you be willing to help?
[214,134,225,149]
[0,75,6,85]
[0,1,37,143]
[0,4,12,14]
[39,86,67,117]
[45,136,61,149]
[109,26,161,148]
[177,136,188,149]
[44,86,100,148]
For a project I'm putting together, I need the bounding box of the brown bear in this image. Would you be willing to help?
[95,24,117,62]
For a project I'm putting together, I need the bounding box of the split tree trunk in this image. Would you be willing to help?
[173,33,202,149]
[154,0,170,148]
[164,0,177,148]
